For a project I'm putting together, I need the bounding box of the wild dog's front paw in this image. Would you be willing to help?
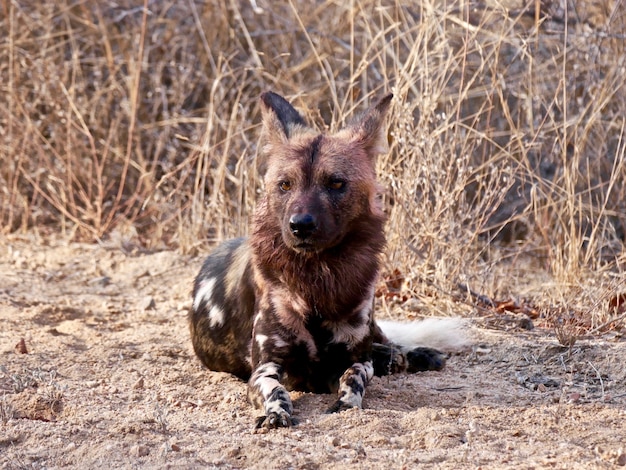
[255,411,297,429]
[406,347,446,372]
[327,362,372,414]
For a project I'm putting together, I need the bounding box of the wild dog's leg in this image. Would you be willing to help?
[326,361,374,413]
[248,362,295,429]
[189,238,256,379]
[370,320,446,376]
[371,343,446,376]
[247,306,297,429]
[406,347,446,372]
[371,343,407,376]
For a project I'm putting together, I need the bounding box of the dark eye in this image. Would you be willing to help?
[327,179,346,191]
[279,181,292,191]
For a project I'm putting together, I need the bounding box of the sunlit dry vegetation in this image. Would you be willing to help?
[1,0,625,336]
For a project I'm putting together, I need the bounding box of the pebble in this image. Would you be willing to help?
[226,446,241,458]
[133,377,145,390]
[354,443,367,458]
[140,296,156,311]
[130,444,150,457]
[14,338,28,354]
[88,276,111,287]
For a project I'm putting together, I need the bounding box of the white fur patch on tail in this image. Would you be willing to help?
[377,318,470,352]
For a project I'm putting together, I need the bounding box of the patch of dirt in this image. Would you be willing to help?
[1,237,625,469]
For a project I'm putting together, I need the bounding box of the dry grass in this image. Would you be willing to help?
[1,0,625,332]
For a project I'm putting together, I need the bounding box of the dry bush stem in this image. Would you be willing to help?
[1,1,624,323]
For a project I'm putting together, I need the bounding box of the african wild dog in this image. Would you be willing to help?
[189,91,466,429]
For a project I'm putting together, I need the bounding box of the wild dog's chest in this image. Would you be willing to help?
[252,312,374,393]
[285,318,372,393]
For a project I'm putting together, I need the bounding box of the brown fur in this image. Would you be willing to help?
[250,110,389,317]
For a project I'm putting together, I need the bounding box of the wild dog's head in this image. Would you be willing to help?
[258,91,392,254]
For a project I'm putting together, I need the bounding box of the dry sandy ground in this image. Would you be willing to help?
[1,237,625,469]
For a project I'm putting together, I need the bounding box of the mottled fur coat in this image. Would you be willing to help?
[189,92,465,429]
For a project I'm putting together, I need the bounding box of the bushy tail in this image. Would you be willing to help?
[377,317,470,352]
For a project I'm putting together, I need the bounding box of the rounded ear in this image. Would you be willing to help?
[260,91,307,141]
[351,93,393,156]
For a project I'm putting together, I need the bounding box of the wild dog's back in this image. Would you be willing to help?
[189,237,256,379]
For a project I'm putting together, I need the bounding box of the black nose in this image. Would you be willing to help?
[289,213,317,239]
